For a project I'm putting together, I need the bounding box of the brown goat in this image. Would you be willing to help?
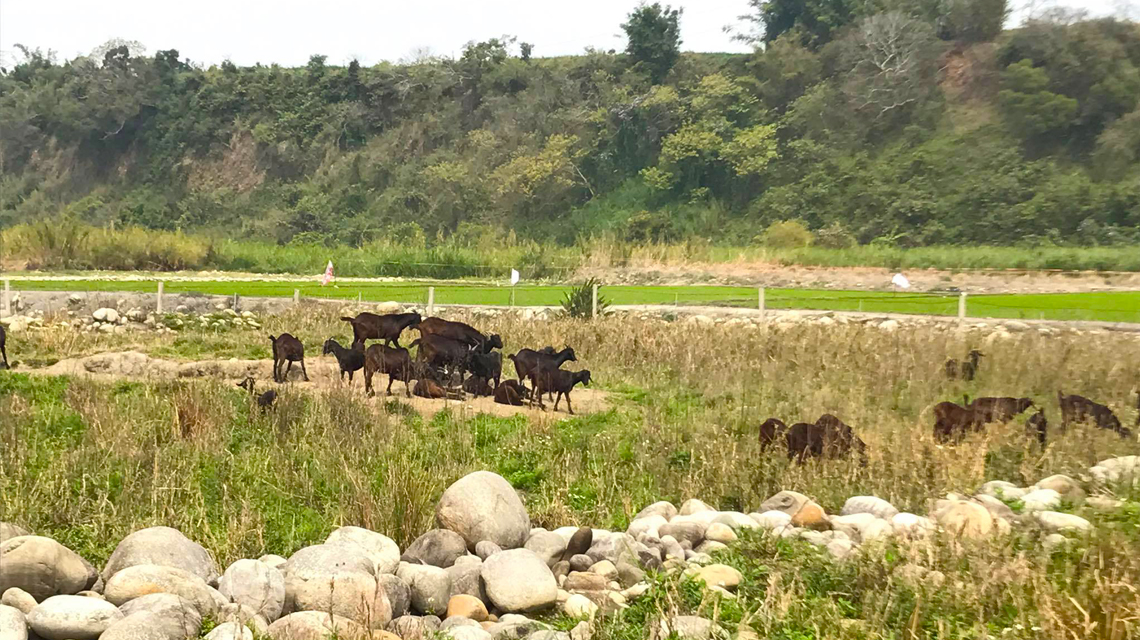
[269,333,308,383]
[759,417,787,450]
[785,414,867,464]
[0,325,8,369]
[534,368,591,414]
[968,396,1035,425]
[1026,410,1048,446]
[494,380,532,406]
[416,317,503,350]
[933,400,977,443]
[341,312,421,349]
[364,344,413,397]
[510,347,577,397]
[1058,391,1132,438]
[414,378,465,400]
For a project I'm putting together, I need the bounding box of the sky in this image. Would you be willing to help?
[0,0,1131,68]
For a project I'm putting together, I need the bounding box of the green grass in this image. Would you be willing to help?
[13,279,1140,323]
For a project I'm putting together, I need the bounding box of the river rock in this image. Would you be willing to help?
[658,522,706,547]
[563,594,598,620]
[0,536,95,601]
[1034,511,1092,534]
[448,594,489,621]
[0,605,26,640]
[293,571,391,629]
[1020,489,1062,512]
[447,556,487,602]
[104,564,219,616]
[218,602,270,634]
[825,539,856,561]
[585,533,641,565]
[206,622,255,640]
[447,626,495,640]
[978,481,1028,500]
[377,574,411,618]
[750,511,792,530]
[655,616,728,640]
[0,523,30,544]
[218,559,285,621]
[475,541,502,560]
[564,571,607,592]
[791,503,829,530]
[759,491,812,516]
[100,611,190,640]
[840,496,899,519]
[891,513,935,538]
[562,528,593,561]
[267,611,368,640]
[933,501,994,539]
[1034,475,1086,504]
[703,523,737,544]
[437,471,530,551]
[397,563,452,616]
[285,544,374,581]
[2,587,36,614]
[406,529,469,568]
[525,531,567,567]
[633,501,679,521]
[260,554,287,571]
[389,615,440,640]
[481,549,557,613]
[27,595,123,640]
[695,565,741,590]
[117,593,202,634]
[101,527,218,584]
[1090,456,1140,485]
[326,527,401,575]
[679,499,715,516]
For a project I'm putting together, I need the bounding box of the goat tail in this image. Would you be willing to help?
[506,353,517,362]
[268,334,277,343]
[409,339,421,349]
[340,317,355,323]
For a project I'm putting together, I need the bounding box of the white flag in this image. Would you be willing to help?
[509,269,520,286]
[891,273,911,289]
[321,261,334,286]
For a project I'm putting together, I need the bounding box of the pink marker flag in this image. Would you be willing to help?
[321,260,334,286]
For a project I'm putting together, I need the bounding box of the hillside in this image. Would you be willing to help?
[2,2,1140,254]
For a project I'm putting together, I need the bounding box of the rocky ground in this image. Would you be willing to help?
[2,460,1138,640]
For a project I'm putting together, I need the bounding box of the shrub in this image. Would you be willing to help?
[760,219,814,248]
[815,222,857,249]
[561,278,610,318]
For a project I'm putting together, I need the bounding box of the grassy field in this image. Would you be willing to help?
[3,311,1140,638]
[11,278,1140,323]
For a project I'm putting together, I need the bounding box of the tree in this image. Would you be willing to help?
[839,12,943,126]
[998,60,1079,145]
[934,0,1008,42]
[622,3,682,84]
[741,0,862,49]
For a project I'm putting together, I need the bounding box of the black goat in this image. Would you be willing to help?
[968,396,1035,425]
[416,317,502,350]
[323,338,365,382]
[494,380,531,406]
[463,376,494,397]
[786,414,866,464]
[341,312,421,349]
[0,325,8,370]
[945,350,983,381]
[534,368,591,414]
[411,334,475,385]
[933,400,977,443]
[468,351,503,389]
[759,417,787,450]
[363,344,413,397]
[1026,410,1048,446]
[237,377,277,410]
[269,334,308,383]
[509,347,576,395]
[1058,391,1132,438]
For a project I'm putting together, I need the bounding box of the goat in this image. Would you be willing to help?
[322,338,365,382]
[463,376,494,397]
[933,400,977,443]
[1026,410,1048,446]
[414,378,465,400]
[363,344,413,397]
[237,377,277,410]
[509,347,577,396]
[759,417,787,451]
[945,350,983,381]
[1058,391,1132,438]
[494,380,532,406]
[0,325,7,370]
[341,312,421,349]
[268,333,308,383]
[468,351,503,389]
[968,396,1035,425]
[410,334,474,385]
[416,317,502,350]
[785,415,867,464]
[534,368,591,414]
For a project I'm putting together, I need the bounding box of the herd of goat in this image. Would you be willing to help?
[249,311,592,414]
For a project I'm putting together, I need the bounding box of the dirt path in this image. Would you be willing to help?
[31,350,611,419]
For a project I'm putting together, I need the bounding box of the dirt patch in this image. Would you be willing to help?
[30,350,610,419]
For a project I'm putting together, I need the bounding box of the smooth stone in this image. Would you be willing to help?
[397,563,452,616]
[377,574,411,619]
[759,491,812,516]
[0,605,27,640]
[2,587,37,614]
[1034,475,1086,504]
[679,499,716,516]
[1020,489,1063,512]
[633,501,679,522]
[117,593,202,634]
[695,565,741,590]
[218,558,285,621]
[292,571,391,629]
[840,496,899,519]
[932,501,994,539]
[1035,511,1093,534]
[658,522,706,547]
[568,554,594,573]
[326,527,401,575]
[475,541,502,561]
[266,611,368,639]
[703,523,737,544]
[563,594,598,620]
[406,529,470,568]
[790,503,830,531]
[480,549,557,613]
[101,527,218,584]
[750,511,792,530]
[825,539,856,561]
[27,595,123,640]
[206,622,255,640]
[104,564,219,616]
[436,471,531,551]
[448,594,489,621]
[446,556,487,602]
[524,531,567,568]
[0,536,95,601]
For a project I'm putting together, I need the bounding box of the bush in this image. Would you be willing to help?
[759,219,814,248]
[561,278,609,318]
[815,222,857,249]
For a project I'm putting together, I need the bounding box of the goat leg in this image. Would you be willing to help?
[300,359,310,382]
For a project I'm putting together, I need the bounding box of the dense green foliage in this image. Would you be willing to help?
[3,4,1140,252]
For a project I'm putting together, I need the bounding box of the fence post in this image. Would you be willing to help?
[293,289,300,305]
[758,286,766,319]
[427,286,435,316]
[156,281,164,315]
[958,292,968,321]
[233,293,239,311]
[1,279,9,318]
[591,284,598,319]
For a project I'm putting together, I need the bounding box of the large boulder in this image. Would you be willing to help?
[117,593,202,635]
[437,472,530,551]
[378,574,411,618]
[397,562,452,616]
[101,611,190,640]
[1091,456,1140,486]
[0,536,96,600]
[446,556,487,602]
[326,527,401,575]
[0,604,26,640]
[633,502,679,522]
[1034,475,1086,505]
[932,501,995,539]
[103,564,220,616]
[389,614,441,640]
[218,559,286,621]
[1034,512,1092,534]
[285,544,374,581]
[292,571,392,629]
[101,527,218,584]
[0,523,30,544]
[840,497,898,520]
[481,549,557,613]
[1020,489,1062,512]
[679,499,715,516]
[406,529,470,568]
[27,595,123,640]
[658,522,706,547]
[267,611,368,640]
[627,516,667,539]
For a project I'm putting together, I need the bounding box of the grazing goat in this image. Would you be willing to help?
[759,417,787,451]
[363,344,413,397]
[968,396,1035,425]
[933,400,977,443]
[534,368,591,414]
[0,325,7,370]
[945,350,983,381]
[341,312,421,349]
[414,378,465,400]
[322,339,365,382]
[416,317,502,350]
[509,347,577,395]
[237,377,277,410]
[1058,391,1132,438]
[411,334,474,385]
[463,376,494,397]
[1026,410,1048,446]
[468,351,503,389]
[269,333,308,383]
[785,414,867,464]
[494,380,531,406]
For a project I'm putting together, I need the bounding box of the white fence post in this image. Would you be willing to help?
[591,284,598,319]
[156,281,164,315]
[293,289,300,305]
[427,286,435,316]
[958,292,968,321]
[758,286,766,319]
[1,279,10,318]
